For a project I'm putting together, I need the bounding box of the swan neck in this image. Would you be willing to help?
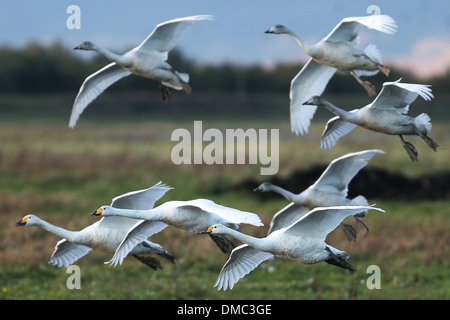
[38,219,78,242]
[221,228,265,250]
[320,100,350,120]
[109,207,162,221]
[94,46,128,65]
[270,185,298,202]
[286,30,311,54]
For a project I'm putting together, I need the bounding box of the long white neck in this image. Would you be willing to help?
[106,207,165,221]
[91,44,130,66]
[284,29,312,55]
[35,218,80,242]
[269,184,300,203]
[318,100,355,122]
[218,227,267,251]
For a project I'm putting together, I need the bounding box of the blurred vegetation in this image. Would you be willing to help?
[0,41,449,95]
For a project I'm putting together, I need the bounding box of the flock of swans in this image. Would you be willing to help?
[16,13,439,291]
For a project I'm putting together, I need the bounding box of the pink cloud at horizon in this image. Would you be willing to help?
[387,37,450,80]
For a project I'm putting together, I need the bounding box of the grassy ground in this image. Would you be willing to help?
[0,96,449,300]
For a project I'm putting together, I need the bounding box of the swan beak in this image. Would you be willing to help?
[91,208,103,216]
[264,30,272,34]
[302,101,311,105]
[15,217,27,226]
[200,227,214,234]
[253,186,262,192]
[73,44,82,50]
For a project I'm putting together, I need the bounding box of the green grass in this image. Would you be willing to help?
[0,105,449,300]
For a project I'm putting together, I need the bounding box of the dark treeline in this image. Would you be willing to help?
[0,42,449,95]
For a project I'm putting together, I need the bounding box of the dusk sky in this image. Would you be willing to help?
[1,0,450,79]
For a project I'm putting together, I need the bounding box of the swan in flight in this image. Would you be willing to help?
[204,206,385,290]
[254,149,384,240]
[15,182,175,269]
[303,80,438,161]
[265,14,397,135]
[69,15,213,128]
[91,197,263,266]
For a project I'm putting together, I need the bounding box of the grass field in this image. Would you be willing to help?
[0,92,449,300]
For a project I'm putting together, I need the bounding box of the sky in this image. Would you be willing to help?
[1,0,450,79]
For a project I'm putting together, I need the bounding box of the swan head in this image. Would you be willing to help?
[265,25,290,34]
[201,224,228,235]
[91,205,112,216]
[74,41,96,50]
[16,214,40,226]
[303,96,325,106]
[253,182,274,192]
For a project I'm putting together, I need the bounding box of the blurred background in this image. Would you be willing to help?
[0,0,448,300]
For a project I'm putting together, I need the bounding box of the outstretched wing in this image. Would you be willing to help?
[111,181,173,210]
[290,58,337,135]
[69,62,131,128]
[106,220,168,267]
[136,15,214,60]
[285,206,384,240]
[268,203,309,234]
[320,116,358,149]
[312,149,384,195]
[324,15,397,45]
[214,244,274,291]
[370,79,433,114]
[49,239,92,267]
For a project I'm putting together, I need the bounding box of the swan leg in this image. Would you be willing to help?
[171,69,192,95]
[159,83,172,101]
[399,135,419,161]
[412,126,439,151]
[324,247,355,272]
[354,217,369,237]
[349,71,377,97]
[341,223,357,241]
[209,234,235,254]
[377,65,390,77]
[133,254,162,270]
[142,241,176,264]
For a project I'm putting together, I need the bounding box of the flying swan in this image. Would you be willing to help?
[204,206,385,290]
[91,194,264,266]
[303,80,438,161]
[69,15,213,128]
[254,149,384,240]
[265,14,397,135]
[15,182,175,269]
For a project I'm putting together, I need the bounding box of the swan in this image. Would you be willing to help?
[91,198,264,266]
[203,206,385,290]
[69,15,213,128]
[303,80,438,161]
[254,149,384,240]
[264,14,397,135]
[15,181,174,269]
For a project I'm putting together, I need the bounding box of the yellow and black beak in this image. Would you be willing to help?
[200,226,214,234]
[15,217,27,226]
[91,208,103,216]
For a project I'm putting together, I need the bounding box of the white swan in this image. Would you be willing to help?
[265,14,397,135]
[92,198,264,266]
[254,149,384,240]
[15,181,174,269]
[204,206,385,290]
[303,80,438,161]
[69,15,213,128]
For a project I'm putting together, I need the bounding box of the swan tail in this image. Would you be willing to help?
[414,113,432,134]
[364,44,383,65]
[350,195,369,218]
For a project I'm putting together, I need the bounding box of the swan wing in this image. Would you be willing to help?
[214,244,274,290]
[136,15,214,59]
[111,181,173,210]
[320,116,358,150]
[106,220,168,267]
[290,58,337,135]
[181,199,263,227]
[268,203,309,235]
[324,15,397,44]
[49,239,92,267]
[312,149,384,195]
[69,62,131,128]
[370,79,433,113]
[285,206,384,240]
